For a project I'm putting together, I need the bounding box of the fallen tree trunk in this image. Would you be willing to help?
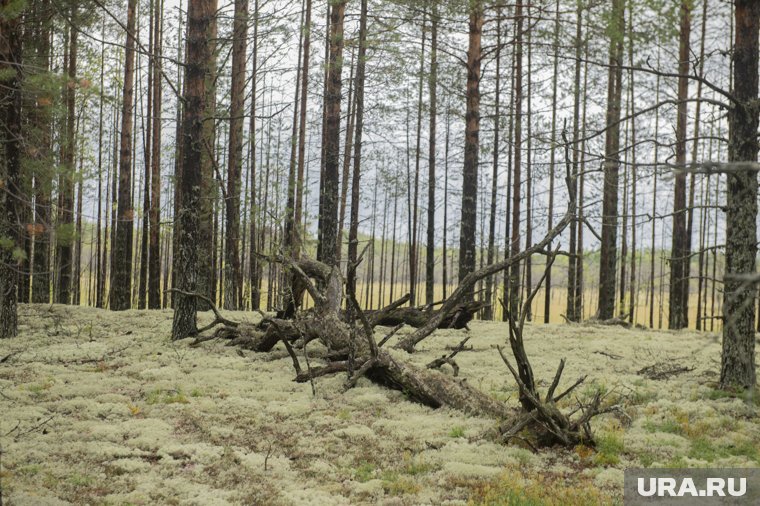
[366,301,487,329]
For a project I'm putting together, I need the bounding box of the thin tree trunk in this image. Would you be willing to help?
[110,0,137,310]
[597,0,624,320]
[566,0,582,323]
[347,0,368,302]
[148,0,164,309]
[459,1,483,300]
[57,22,78,305]
[508,0,524,314]
[32,0,53,305]
[483,9,500,321]
[319,0,347,267]
[224,0,248,310]
[425,5,438,307]
[669,0,691,329]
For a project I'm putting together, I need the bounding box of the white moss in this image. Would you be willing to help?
[2,305,757,505]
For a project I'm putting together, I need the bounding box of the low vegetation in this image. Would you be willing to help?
[0,304,757,504]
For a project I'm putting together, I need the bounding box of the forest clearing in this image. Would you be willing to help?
[2,304,758,505]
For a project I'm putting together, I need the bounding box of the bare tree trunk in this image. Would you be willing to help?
[31,0,53,305]
[110,0,137,310]
[0,0,22,337]
[148,0,164,309]
[224,0,248,310]
[669,0,691,329]
[508,0,524,315]
[459,1,483,300]
[597,0,624,320]
[318,0,347,267]
[544,0,559,323]
[57,21,78,305]
[425,5,438,308]
[566,0,582,323]
[721,0,758,389]
[95,14,106,308]
[173,0,215,339]
[347,0,368,302]
[483,10,500,321]
[248,0,260,309]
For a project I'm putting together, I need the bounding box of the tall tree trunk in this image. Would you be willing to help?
[110,0,138,310]
[57,22,78,305]
[508,0,524,315]
[248,0,260,309]
[669,0,691,329]
[95,14,106,308]
[627,5,637,324]
[198,0,218,308]
[224,0,248,310]
[293,0,312,255]
[597,0,624,320]
[543,0,560,323]
[409,15,427,306]
[459,1,483,299]
[0,0,22,337]
[318,0,347,267]
[337,51,355,263]
[566,0,583,323]
[148,0,164,309]
[173,0,215,339]
[425,5,438,307]
[139,0,155,310]
[483,9,500,321]
[31,0,53,305]
[720,0,758,389]
[347,0,368,302]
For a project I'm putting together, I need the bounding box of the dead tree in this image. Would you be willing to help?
[496,249,622,447]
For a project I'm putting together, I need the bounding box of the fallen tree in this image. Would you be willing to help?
[365,300,487,329]
[172,153,616,447]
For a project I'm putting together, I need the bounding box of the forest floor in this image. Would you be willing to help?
[0,304,758,505]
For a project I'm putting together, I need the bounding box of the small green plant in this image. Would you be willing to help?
[145,388,189,405]
[67,472,94,488]
[449,425,466,438]
[402,458,432,476]
[27,378,55,397]
[643,417,683,435]
[190,388,203,397]
[354,462,375,482]
[594,431,624,466]
[336,408,351,421]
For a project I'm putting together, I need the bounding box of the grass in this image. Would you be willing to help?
[354,462,375,483]
[594,431,625,466]
[467,470,612,505]
[145,387,190,405]
[449,425,466,438]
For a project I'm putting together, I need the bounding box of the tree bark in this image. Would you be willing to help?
[669,0,691,330]
[597,0,624,320]
[318,0,347,267]
[459,2,483,299]
[224,0,248,310]
[720,0,758,390]
[347,0,368,302]
[0,0,22,337]
[173,0,215,340]
[110,0,137,310]
[149,0,164,309]
[57,22,78,305]
[425,5,438,308]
